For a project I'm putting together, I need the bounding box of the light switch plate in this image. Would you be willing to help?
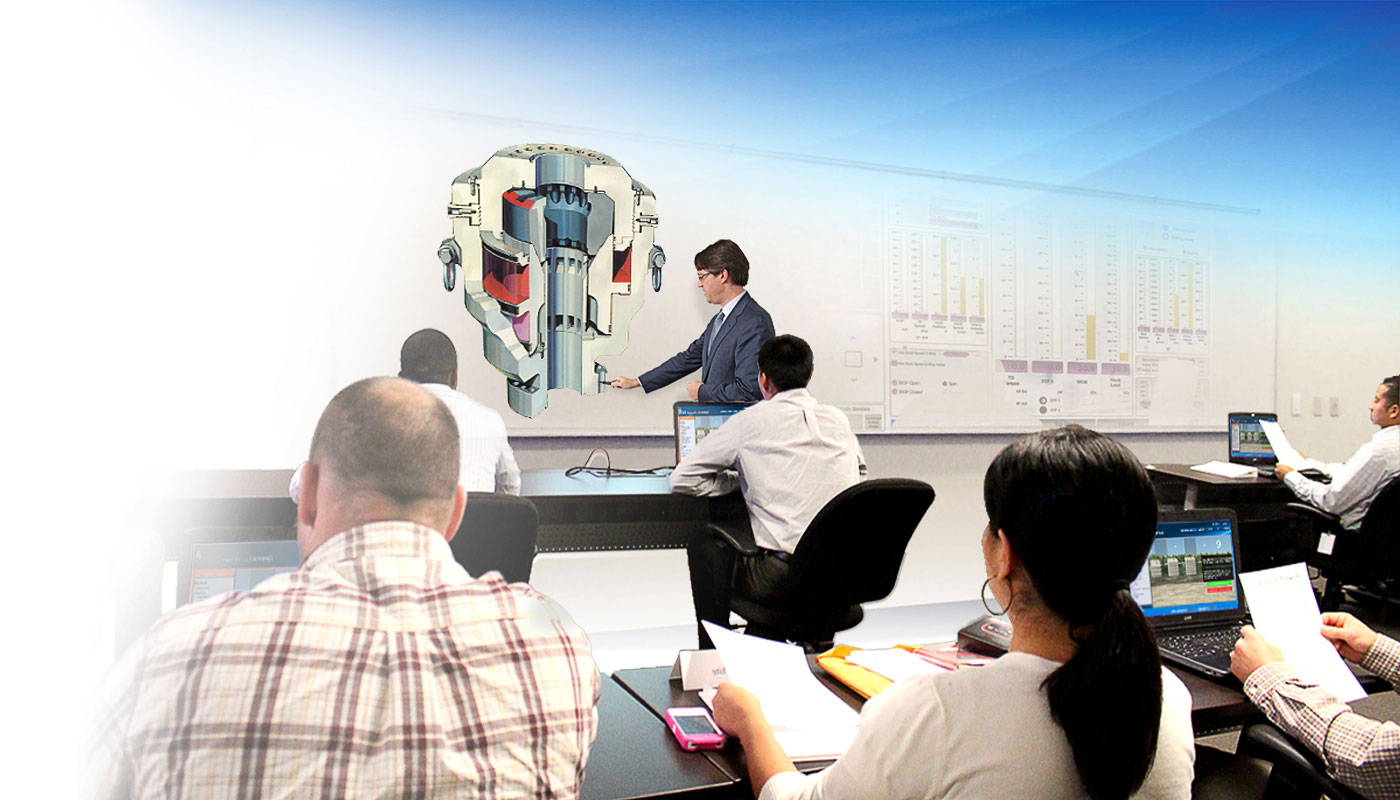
[1330,396,1340,417]
[1313,395,1324,416]
[1291,393,1303,416]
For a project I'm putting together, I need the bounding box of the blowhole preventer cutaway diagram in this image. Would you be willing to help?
[438,144,665,418]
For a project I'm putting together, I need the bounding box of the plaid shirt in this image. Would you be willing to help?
[89,521,599,800]
[1245,634,1400,799]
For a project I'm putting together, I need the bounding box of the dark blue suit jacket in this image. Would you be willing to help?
[639,293,775,402]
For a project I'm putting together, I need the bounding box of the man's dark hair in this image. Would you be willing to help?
[309,377,459,507]
[758,334,813,392]
[694,239,749,286]
[1384,374,1399,410]
[399,329,457,385]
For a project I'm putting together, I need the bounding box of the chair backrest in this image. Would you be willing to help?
[1359,475,1400,540]
[449,494,539,584]
[786,478,936,607]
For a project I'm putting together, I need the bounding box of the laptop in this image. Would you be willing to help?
[176,527,302,607]
[672,401,751,463]
[1228,411,1278,474]
[1133,508,1249,678]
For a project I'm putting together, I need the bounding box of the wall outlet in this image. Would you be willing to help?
[1313,395,1324,416]
[1291,393,1303,416]
[1330,396,1340,417]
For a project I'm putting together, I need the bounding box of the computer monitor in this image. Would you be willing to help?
[1129,509,1243,622]
[672,401,751,463]
[1228,411,1278,467]
[176,527,301,607]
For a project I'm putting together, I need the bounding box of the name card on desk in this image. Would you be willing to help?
[672,649,728,691]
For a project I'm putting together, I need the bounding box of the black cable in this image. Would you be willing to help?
[562,447,672,478]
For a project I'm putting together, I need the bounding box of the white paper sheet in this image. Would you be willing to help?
[1258,420,1323,470]
[702,622,859,761]
[1238,563,1366,702]
[1190,460,1259,478]
[846,648,950,681]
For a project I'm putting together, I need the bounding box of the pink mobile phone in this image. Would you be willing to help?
[664,706,727,751]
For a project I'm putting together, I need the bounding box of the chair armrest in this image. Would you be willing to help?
[1287,502,1342,529]
[706,521,760,556]
[1238,722,1365,800]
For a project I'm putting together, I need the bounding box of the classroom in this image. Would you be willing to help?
[10,1,1400,798]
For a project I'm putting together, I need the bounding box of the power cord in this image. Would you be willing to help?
[563,447,672,478]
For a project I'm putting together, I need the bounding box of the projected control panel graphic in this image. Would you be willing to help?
[438,144,665,417]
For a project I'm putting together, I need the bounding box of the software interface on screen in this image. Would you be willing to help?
[186,540,302,605]
[1129,517,1239,617]
[1230,415,1275,460]
[674,403,747,460]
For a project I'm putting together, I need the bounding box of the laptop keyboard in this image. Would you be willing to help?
[1157,624,1245,674]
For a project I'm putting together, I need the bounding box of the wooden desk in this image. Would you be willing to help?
[521,470,746,552]
[1146,464,1307,571]
[611,660,865,781]
[1147,463,1295,521]
[582,678,737,800]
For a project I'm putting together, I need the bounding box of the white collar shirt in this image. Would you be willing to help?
[669,388,865,553]
[1284,424,1400,530]
[420,383,521,495]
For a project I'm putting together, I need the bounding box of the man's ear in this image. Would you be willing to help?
[441,485,467,543]
[297,461,320,531]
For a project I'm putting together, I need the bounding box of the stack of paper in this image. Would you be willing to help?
[1191,461,1259,478]
[845,648,949,681]
[702,622,859,762]
[1260,421,1329,472]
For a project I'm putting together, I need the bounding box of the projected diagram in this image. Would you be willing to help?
[438,144,665,417]
[881,196,1213,430]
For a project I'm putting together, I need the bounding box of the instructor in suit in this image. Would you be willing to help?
[611,239,775,402]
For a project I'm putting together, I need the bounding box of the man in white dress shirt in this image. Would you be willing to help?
[1276,373,1399,530]
[398,328,521,495]
[670,334,865,648]
[293,331,523,499]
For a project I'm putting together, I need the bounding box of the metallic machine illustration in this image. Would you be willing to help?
[438,144,664,417]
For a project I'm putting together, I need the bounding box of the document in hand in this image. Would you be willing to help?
[1259,420,1326,472]
[1237,563,1366,702]
[701,622,859,762]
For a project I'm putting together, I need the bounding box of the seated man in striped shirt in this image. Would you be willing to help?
[90,377,599,799]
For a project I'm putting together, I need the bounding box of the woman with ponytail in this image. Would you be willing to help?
[713,425,1195,799]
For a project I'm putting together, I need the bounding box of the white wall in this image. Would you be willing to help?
[1273,237,1399,462]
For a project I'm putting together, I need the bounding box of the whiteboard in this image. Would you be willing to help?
[426,130,1277,436]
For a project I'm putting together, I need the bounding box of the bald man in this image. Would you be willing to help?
[91,378,599,799]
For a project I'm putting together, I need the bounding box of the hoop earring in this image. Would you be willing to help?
[981,577,1012,616]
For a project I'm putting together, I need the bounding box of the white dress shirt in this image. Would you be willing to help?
[1284,424,1399,530]
[669,388,864,553]
[421,382,521,495]
[759,655,1195,800]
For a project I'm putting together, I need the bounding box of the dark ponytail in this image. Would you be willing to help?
[984,425,1162,800]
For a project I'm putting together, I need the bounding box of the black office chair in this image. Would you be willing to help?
[709,478,935,652]
[1289,476,1400,611]
[449,493,539,584]
[1236,721,1368,800]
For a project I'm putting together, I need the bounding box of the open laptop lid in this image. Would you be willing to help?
[1228,411,1279,467]
[672,401,750,464]
[1130,508,1247,631]
[176,527,301,607]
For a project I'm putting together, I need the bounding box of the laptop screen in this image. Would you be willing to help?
[673,402,750,462]
[1228,412,1277,463]
[179,535,301,606]
[1129,514,1241,618]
